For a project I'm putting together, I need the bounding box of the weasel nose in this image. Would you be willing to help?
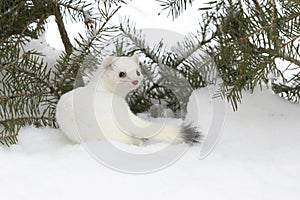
[132,80,139,85]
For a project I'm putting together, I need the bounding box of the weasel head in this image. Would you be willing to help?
[97,55,143,97]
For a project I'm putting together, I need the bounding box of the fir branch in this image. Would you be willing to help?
[216,4,300,54]
[199,0,300,109]
[89,6,121,43]
[12,65,58,99]
[172,30,217,68]
[0,133,18,146]
[101,0,126,7]
[257,45,300,67]
[281,35,300,50]
[0,0,25,18]
[157,0,194,20]
[280,54,300,67]
[0,91,51,102]
[54,4,73,55]
[57,1,87,13]
[0,52,28,71]
[15,18,38,46]
[0,116,56,125]
[272,83,300,103]
[270,0,280,50]
[120,20,162,64]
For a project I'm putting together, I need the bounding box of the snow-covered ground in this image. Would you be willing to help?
[1,88,300,200]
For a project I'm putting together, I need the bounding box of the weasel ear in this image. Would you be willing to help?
[102,56,117,70]
[132,54,139,64]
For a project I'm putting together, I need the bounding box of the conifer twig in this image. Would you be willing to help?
[13,66,60,99]
[0,116,56,124]
[0,91,51,101]
[54,4,73,55]
[0,52,28,71]
[0,0,26,18]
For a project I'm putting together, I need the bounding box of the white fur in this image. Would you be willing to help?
[56,56,183,145]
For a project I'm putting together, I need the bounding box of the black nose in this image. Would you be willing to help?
[132,80,139,85]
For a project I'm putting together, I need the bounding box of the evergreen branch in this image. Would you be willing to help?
[286,69,300,83]
[119,20,162,64]
[280,54,300,67]
[172,30,217,67]
[57,1,94,25]
[0,52,28,71]
[219,9,300,53]
[15,19,38,46]
[252,0,267,23]
[0,116,56,124]
[89,6,121,43]
[1,0,53,44]
[0,0,25,18]
[12,66,58,98]
[157,0,194,20]
[57,0,93,23]
[272,83,300,103]
[0,133,18,146]
[258,45,300,66]
[57,1,86,13]
[270,0,280,50]
[54,4,73,55]
[202,0,300,109]
[146,83,165,93]
[36,13,52,34]
[101,0,126,6]
[281,35,300,49]
[0,91,51,102]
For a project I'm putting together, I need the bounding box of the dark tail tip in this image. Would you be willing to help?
[180,123,203,144]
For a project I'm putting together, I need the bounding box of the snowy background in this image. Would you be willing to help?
[1,1,300,199]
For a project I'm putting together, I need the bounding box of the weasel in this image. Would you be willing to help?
[56,55,200,145]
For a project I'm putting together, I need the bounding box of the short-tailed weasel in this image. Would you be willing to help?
[56,55,200,145]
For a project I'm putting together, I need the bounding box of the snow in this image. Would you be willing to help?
[23,33,62,69]
[1,88,300,200]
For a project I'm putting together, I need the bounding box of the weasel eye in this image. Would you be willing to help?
[119,71,127,78]
[136,70,140,76]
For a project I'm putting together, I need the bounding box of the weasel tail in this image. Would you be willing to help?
[180,123,202,143]
[143,122,202,144]
[124,104,202,144]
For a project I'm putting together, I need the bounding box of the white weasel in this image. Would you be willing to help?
[56,55,200,145]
